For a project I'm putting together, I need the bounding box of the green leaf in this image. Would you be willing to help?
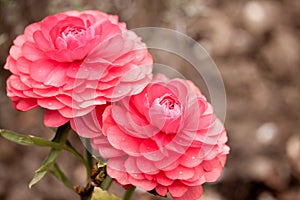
[91,187,121,200]
[49,163,73,190]
[29,123,70,188]
[0,129,64,148]
[29,148,61,188]
[0,129,35,146]
[0,128,90,180]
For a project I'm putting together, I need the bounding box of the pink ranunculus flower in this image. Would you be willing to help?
[71,74,230,200]
[5,10,153,127]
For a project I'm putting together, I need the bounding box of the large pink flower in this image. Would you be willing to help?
[72,75,229,200]
[5,10,153,127]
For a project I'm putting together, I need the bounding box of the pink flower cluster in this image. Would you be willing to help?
[5,10,152,127]
[72,75,229,200]
[5,10,229,200]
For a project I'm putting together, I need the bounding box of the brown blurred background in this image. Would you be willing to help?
[0,0,299,200]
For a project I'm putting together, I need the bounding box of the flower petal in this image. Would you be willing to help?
[29,60,55,82]
[128,176,157,191]
[168,181,189,198]
[173,186,203,200]
[15,98,38,111]
[165,165,195,180]
[22,42,44,61]
[37,97,65,110]
[44,109,69,127]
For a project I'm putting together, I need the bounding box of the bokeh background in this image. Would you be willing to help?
[0,0,299,200]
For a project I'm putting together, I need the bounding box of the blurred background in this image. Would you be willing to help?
[0,0,299,200]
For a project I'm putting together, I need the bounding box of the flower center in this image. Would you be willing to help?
[157,94,181,118]
[61,26,86,39]
[159,96,176,109]
[54,25,94,50]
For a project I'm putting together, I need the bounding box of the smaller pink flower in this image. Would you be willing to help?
[5,10,153,127]
[72,74,230,200]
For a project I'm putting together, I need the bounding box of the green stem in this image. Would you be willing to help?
[123,187,135,200]
[101,176,113,191]
[52,123,70,142]
[85,149,93,178]
[65,140,88,167]
[50,163,73,190]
